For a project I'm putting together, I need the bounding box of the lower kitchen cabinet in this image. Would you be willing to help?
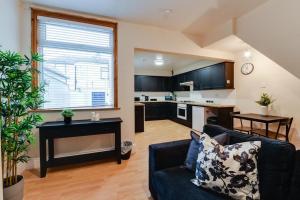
[144,102,169,121]
[143,102,234,130]
[144,102,192,128]
[135,104,145,133]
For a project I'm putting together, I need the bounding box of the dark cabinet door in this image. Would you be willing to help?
[134,75,142,91]
[143,76,158,91]
[135,105,144,132]
[134,75,171,92]
[164,77,172,91]
[172,75,179,91]
[187,104,192,124]
[144,102,171,120]
[172,73,189,91]
[191,69,201,90]
[200,67,212,89]
[210,63,225,89]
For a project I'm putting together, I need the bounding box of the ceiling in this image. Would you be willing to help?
[206,35,250,53]
[134,49,222,70]
[25,0,268,35]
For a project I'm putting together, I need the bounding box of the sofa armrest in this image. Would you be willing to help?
[149,139,190,199]
[289,150,300,200]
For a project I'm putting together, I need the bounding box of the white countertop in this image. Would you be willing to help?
[135,100,235,108]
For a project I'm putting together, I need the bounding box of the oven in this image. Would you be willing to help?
[177,103,187,120]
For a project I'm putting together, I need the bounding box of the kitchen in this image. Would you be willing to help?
[134,49,236,133]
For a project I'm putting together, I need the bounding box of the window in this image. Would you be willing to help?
[31,9,118,109]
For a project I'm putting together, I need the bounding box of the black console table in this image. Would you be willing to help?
[37,118,122,178]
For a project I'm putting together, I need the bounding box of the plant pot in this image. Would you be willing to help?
[260,106,269,116]
[3,175,24,200]
[64,116,72,124]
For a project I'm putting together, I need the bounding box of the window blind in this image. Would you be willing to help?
[37,16,115,109]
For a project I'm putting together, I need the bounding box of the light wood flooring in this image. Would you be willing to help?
[23,120,300,200]
[23,120,191,200]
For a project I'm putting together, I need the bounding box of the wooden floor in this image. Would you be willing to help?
[23,120,191,200]
[23,120,300,200]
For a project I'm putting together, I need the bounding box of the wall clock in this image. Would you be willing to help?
[241,63,254,75]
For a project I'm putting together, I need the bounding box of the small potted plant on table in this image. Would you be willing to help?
[61,109,74,124]
[256,93,275,116]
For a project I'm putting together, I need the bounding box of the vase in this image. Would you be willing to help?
[260,106,269,116]
[3,176,24,200]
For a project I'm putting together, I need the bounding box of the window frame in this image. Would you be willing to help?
[31,8,118,111]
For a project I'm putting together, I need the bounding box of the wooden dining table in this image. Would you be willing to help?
[232,113,289,137]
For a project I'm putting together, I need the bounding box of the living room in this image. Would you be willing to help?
[1,0,300,200]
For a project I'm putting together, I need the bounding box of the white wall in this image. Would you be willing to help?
[234,47,300,146]
[236,0,300,79]
[0,0,20,51]
[18,3,234,169]
[173,60,221,75]
[134,68,172,77]
[0,0,22,197]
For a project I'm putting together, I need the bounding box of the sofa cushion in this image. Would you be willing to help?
[203,125,296,200]
[153,166,226,200]
[192,132,261,200]
[185,131,229,171]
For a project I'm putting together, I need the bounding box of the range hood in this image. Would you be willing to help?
[180,81,194,91]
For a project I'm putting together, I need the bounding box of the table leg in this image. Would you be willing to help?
[265,123,269,138]
[39,134,47,178]
[250,120,253,134]
[115,125,121,164]
[48,138,54,161]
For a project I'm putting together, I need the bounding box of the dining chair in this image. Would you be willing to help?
[252,117,293,142]
[230,111,254,134]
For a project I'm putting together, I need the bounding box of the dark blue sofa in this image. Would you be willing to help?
[149,124,300,200]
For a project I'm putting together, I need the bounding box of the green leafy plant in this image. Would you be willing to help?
[61,109,74,118]
[0,51,44,187]
[256,93,275,106]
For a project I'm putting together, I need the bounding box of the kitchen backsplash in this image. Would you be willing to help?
[135,92,171,101]
[175,90,236,105]
[135,90,236,105]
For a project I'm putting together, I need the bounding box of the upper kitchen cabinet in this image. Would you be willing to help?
[172,62,234,91]
[171,73,190,92]
[134,75,171,92]
[134,62,234,92]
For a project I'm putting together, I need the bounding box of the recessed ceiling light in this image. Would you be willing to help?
[154,59,164,66]
[163,9,173,14]
[244,50,252,59]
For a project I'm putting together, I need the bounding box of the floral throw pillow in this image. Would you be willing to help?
[191,133,261,200]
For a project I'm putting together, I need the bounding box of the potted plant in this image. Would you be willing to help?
[61,109,74,124]
[0,51,44,200]
[256,93,275,116]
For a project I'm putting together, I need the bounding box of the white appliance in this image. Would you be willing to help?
[192,106,215,132]
[177,103,187,120]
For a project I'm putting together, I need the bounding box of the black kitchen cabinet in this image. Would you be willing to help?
[144,102,170,120]
[199,67,211,90]
[169,102,177,119]
[187,104,192,124]
[175,62,234,91]
[135,105,144,133]
[134,75,142,91]
[134,62,234,92]
[134,75,171,92]
[171,74,189,92]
